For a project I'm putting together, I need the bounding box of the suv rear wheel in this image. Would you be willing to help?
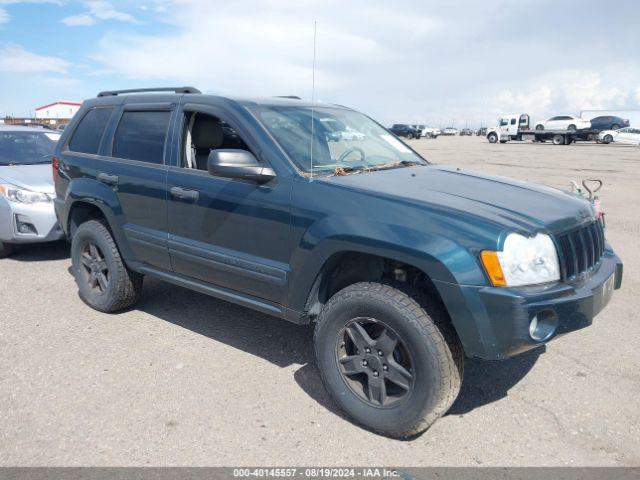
[313,282,463,438]
[71,220,143,312]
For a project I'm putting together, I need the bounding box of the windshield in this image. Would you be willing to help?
[0,131,61,166]
[254,106,427,174]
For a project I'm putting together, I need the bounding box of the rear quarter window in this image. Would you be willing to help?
[112,111,171,164]
[68,107,113,154]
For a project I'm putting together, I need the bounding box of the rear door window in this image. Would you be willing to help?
[112,111,171,164]
[68,107,113,154]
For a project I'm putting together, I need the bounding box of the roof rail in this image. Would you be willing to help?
[97,86,201,97]
[274,95,301,100]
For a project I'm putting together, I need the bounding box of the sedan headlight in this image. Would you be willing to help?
[0,184,51,204]
[481,233,560,287]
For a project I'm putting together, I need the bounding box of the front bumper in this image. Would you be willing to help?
[435,248,623,360]
[0,197,64,244]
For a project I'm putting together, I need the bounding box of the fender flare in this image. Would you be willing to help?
[62,178,136,262]
[287,217,486,313]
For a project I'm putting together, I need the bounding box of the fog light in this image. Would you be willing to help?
[529,310,558,342]
[15,214,38,235]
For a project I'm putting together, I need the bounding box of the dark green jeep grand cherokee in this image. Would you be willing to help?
[53,87,622,437]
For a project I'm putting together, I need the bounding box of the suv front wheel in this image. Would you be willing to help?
[313,282,463,438]
[71,220,143,312]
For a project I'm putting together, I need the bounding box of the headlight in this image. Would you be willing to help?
[0,184,51,204]
[481,233,560,287]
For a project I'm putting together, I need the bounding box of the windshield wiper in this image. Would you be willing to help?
[364,160,424,172]
[331,165,372,176]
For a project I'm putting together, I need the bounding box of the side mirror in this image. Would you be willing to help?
[207,149,276,184]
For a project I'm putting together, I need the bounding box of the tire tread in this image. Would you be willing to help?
[313,281,463,438]
[73,220,142,312]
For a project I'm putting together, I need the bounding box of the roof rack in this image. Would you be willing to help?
[97,87,201,97]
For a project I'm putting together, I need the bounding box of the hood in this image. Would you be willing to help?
[0,164,55,194]
[320,165,593,234]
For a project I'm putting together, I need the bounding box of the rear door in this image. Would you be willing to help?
[100,103,176,270]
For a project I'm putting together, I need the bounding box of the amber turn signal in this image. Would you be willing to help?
[480,251,507,287]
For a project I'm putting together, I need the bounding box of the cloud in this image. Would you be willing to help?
[62,0,138,26]
[3,0,638,126]
[0,44,70,73]
[0,0,62,4]
[62,13,95,26]
[0,8,8,25]
[91,0,436,99]
[491,68,634,120]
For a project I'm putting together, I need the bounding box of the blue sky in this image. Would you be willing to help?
[1,0,639,127]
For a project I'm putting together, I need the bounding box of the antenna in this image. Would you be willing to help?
[310,20,317,182]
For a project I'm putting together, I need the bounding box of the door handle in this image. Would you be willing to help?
[170,186,199,202]
[97,173,119,186]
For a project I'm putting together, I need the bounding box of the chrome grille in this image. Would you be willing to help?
[556,220,605,280]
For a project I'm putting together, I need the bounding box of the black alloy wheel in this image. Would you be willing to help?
[79,242,109,294]
[336,317,414,408]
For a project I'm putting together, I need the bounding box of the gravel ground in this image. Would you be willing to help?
[1,136,638,466]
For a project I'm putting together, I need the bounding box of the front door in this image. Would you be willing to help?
[166,107,292,305]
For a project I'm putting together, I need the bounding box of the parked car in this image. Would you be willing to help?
[53,87,622,438]
[589,116,629,132]
[389,124,421,139]
[421,127,441,138]
[476,127,487,136]
[412,125,426,137]
[534,115,591,131]
[460,128,473,136]
[598,127,640,145]
[0,126,63,257]
[442,127,459,135]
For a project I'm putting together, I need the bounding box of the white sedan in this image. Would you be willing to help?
[534,115,591,131]
[598,127,640,145]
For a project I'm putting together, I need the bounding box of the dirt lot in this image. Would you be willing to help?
[1,136,638,466]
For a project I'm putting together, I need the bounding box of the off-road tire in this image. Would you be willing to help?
[0,241,13,258]
[313,282,463,438]
[71,220,143,312]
